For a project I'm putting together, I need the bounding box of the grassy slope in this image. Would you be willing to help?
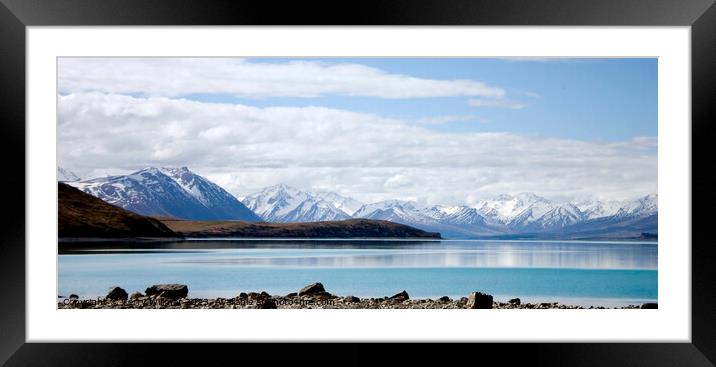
[160,218,442,239]
[58,182,178,238]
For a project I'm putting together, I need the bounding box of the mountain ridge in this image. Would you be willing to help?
[242,184,657,239]
[63,167,657,239]
[69,167,261,221]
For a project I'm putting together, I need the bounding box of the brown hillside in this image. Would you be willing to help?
[161,218,441,239]
[58,182,179,238]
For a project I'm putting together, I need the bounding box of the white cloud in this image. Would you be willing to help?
[467,98,528,110]
[58,58,506,100]
[58,93,657,204]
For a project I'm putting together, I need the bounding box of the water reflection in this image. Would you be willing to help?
[60,240,657,270]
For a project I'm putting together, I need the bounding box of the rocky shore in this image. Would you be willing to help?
[58,283,657,310]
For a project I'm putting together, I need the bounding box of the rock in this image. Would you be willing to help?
[509,298,521,305]
[298,282,326,296]
[257,299,277,309]
[129,292,144,300]
[439,296,451,302]
[69,294,79,300]
[260,291,271,298]
[145,284,188,300]
[247,292,259,298]
[641,302,658,309]
[106,287,128,301]
[285,292,298,298]
[238,292,248,298]
[389,290,409,301]
[345,296,360,303]
[466,292,493,309]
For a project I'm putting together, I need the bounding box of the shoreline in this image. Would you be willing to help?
[58,283,658,310]
[58,237,658,244]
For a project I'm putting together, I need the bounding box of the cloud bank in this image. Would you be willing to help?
[58,93,657,204]
[58,58,506,100]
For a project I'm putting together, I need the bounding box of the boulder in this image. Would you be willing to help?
[298,282,326,296]
[641,302,658,309]
[145,284,188,300]
[238,292,248,299]
[345,296,360,303]
[69,294,79,300]
[389,290,409,301]
[509,298,521,305]
[129,292,144,300]
[439,296,451,302]
[466,292,493,309]
[257,299,277,309]
[106,286,128,301]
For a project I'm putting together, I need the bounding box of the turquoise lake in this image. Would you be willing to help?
[58,239,658,307]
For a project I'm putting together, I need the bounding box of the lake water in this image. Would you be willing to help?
[58,239,658,307]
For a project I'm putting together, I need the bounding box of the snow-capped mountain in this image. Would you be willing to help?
[312,191,364,216]
[353,200,435,224]
[241,184,353,222]
[241,184,658,238]
[575,194,658,220]
[350,192,656,238]
[71,168,657,238]
[511,203,585,231]
[574,199,627,220]
[57,167,80,182]
[69,167,261,221]
[475,192,550,224]
[618,194,658,218]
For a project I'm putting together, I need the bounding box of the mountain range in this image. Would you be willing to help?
[240,183,656,238]
[63,166,657,239]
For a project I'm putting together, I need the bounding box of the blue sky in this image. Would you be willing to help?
[57,57,658,202]
[183,58,657,142]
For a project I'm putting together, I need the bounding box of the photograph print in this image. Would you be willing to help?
[57,57,657,310]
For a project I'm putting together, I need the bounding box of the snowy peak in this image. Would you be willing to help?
[242,184,356,222]
[69,167,261,221]
[575,194,658,220]
[57,167,80,182]
[475,192,551,223]
[424,205,488,226]
[312,191,364,216]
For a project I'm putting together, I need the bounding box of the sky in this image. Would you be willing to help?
[57,57,657,205]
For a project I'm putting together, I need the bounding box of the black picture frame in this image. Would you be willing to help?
[1,0,714,365]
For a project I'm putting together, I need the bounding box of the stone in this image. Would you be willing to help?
[129,292,144,300]
[298,282,326,296]
[640,302,658,309]
[106,287,128,301]
[389,290,409,301]
[439,296,451,302]
[257,299,277,309]
[466,292,493,309]
[260,291,271,298]
[509,298,521,305]
[69,294,79,300]
[238,292,248,298]
[345,296,360,303]
[145,284,188,300]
